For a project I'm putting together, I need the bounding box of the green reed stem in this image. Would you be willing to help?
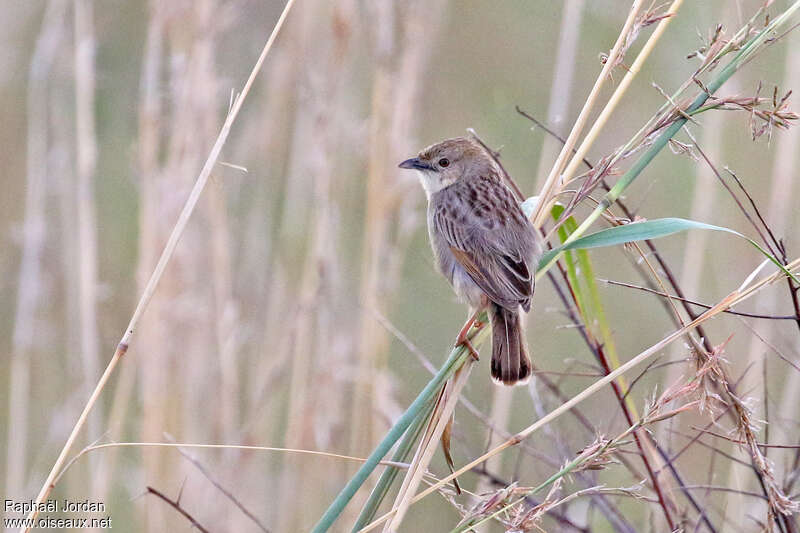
[312,322,489,533]
[536,2,800,279]
[351,393,437,531]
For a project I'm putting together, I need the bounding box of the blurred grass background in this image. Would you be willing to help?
[2,0,800,531]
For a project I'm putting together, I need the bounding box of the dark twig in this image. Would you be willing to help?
[601,278,800,320]
[169,438,271,533]
[668,428,754,469]
[724,167,800,336]
[725,167,783,256]
[676,485,769,501]
[146,486,211,533]
[686,129,776,256]
[693,427,800,450]
[515,105,596,171]
[620,359,663,404]
[652,443,719,533]
[738,319,800,374]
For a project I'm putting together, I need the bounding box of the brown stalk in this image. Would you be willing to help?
[171,440,271,533]
[603,279,800,320]
[146,486,211,533]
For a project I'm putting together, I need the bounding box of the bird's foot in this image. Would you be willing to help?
[455,330,480,361]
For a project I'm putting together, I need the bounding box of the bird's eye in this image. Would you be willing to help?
[438,158,450,168]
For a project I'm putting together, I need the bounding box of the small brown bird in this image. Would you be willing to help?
[399,137,541,385]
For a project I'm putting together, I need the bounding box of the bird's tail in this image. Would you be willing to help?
[489,303,532,386]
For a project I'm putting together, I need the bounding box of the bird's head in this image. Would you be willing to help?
[398,137,495,197]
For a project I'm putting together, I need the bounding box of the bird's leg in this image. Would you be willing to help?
[455,306,484,361]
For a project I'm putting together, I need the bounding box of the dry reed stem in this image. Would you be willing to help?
[23,1,297,527]
[385,359,476,531]
[558,0,684,190]
[53,442,416,488]
[247,7,301,427]
[241,19,304,524]
[359,258,800,532]
[532,0,645,228]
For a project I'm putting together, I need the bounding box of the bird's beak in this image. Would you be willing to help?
[398,157,432,171]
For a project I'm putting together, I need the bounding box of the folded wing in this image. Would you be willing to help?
[432,178,536,311]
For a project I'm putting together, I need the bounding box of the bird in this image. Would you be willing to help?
[399,136,542,385]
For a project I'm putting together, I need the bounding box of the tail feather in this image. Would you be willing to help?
[489,304,531,386]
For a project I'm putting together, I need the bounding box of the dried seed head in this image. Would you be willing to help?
[573,436,619,473]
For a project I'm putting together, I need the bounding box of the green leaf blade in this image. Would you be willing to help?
[538,218,740,271]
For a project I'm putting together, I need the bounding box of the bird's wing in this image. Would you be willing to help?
[432,179,535,309]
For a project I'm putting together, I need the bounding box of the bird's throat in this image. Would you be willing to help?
[416,169,449,199]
